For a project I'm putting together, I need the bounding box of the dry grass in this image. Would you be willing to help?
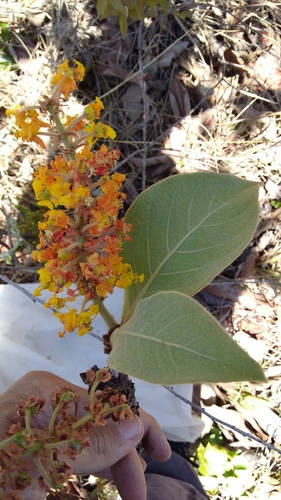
[1,0,281,498]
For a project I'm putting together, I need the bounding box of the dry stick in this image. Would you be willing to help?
[163,385,281,455]
[0,273,45,305]
[0,273,103,342]
[138,20,148,192]
[1,204,14,252]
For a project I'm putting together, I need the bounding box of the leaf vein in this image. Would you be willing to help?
[136,189,246,304]
[121,330,237,366]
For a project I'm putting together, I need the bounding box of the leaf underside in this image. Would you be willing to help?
[121,173,260,322]
[108,292,266,384]
[110,173,263,385]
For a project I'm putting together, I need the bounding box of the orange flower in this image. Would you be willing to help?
[84,121,116,145]
[96,280,115,297]
[63,115,85,131]
[84,97,104,120]
[51,59,85,97]
[45,210,70,229]
[7,59,144,337]
[6,108,49,148]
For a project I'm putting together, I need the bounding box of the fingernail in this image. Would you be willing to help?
[118,416,142,440]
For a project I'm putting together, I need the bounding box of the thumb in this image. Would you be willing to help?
[117,415,143,440]
[72,415,143,475]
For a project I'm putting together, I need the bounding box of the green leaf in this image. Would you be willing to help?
[145,0,158,14]
[272,200,281,209]
[122,173,259,321]
[119,12,128,37]
[0,53,14,67]
[101,3,113,19]
[96,0,110,17]
[158,0,168,12]
[200,443,232,477]
[109,0,126,14]
[1,23,9,43]
[108,291,266,384]
[134,0,145,19]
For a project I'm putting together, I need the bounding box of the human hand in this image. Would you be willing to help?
[0,371,171,500]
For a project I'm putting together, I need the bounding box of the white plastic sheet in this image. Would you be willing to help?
[0,283,204,442]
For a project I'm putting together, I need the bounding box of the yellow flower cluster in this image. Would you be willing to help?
[6,107,49,148]
[6,59,144,337]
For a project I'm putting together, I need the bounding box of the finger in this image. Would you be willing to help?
[111,448,146,500]
[0,371,90,431]
[97,454,146,481]
[72,414,144,474]
[139,408,171,462]
[21,489,46,500]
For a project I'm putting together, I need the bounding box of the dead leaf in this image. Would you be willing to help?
[165,108,217,154]
[179,51,218,102]
[234,395,281,444]
[97,59,149,83]
[179,51,205,78]
[259,28,276,49]
[196,108,217,129]
[238,251,258,278]
[204,280,257,308]
[169,78,191,117]
[121,84,144,121]
[133,155,174,177]
[257,489,281,500]
[27,12,46,28]
[233,330,266,362]
[96,29,149,83]
[251,53,281,90]
[238,319,264,336]
[203,404,260,448]
[265,179,281,200]
[165,122,189,151]
[265,366,281,379]
[224,48,242,66]
[158,41,189,68]
[205,278,273,316]
[201,384,217,406]
[124,180,139,204]
[8,34,36,71]
[270,380,281,406]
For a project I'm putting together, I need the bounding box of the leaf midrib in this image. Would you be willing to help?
[118,328,240,366]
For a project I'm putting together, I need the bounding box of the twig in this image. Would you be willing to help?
[138,20,148,192]
[163,385,281,455]
[0,273,103,342]
[0,273,44,305]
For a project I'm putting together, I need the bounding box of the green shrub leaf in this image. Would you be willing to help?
[108,291,266,384]
[1,24,9,44]
[122,173,259,321]
[96,0,110,17]
[119,12,128,37]
[109,0,126,14]
[134,3,142,19]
